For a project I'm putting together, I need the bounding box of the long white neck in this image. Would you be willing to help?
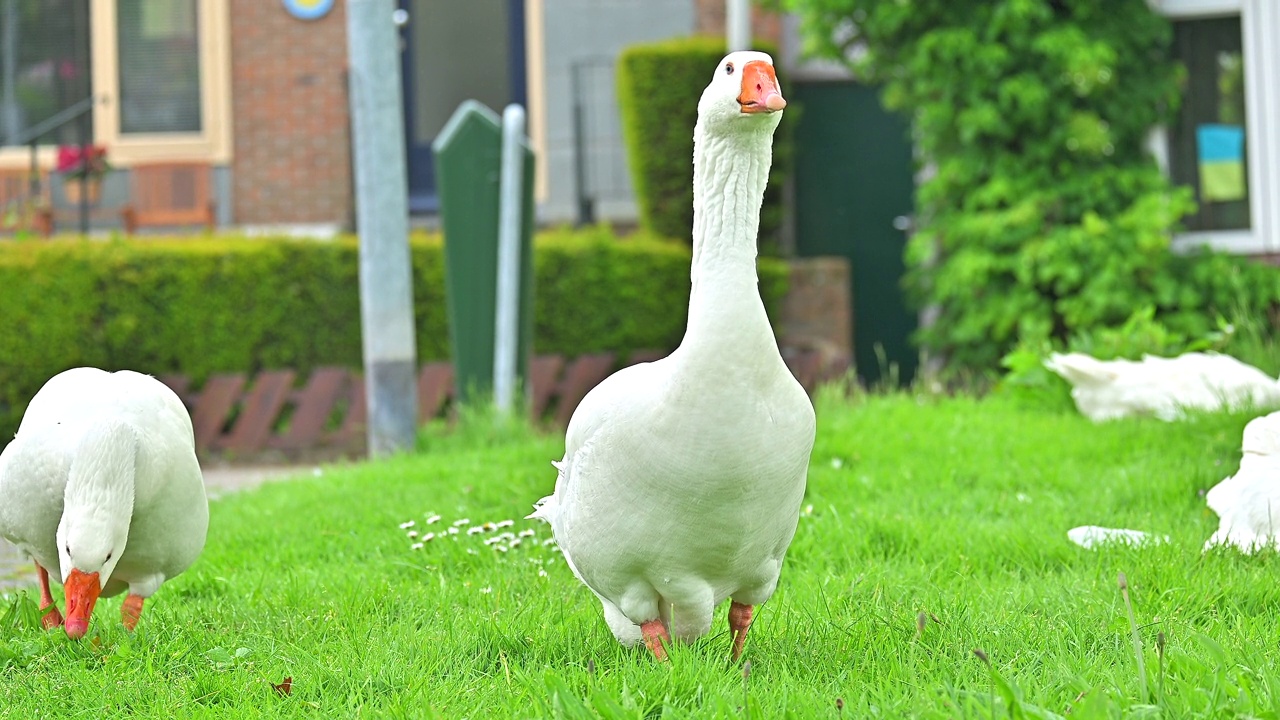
[63,419,137,537]
[683,121,777,354]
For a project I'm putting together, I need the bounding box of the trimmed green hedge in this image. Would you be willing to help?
[0,227,788,439]
[617,36,792,255]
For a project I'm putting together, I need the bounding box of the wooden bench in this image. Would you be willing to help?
[120,162,216,233]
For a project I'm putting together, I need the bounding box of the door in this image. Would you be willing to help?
[792,81,917,387]
[398,0,526,213]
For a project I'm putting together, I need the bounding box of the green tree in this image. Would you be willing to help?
[781,0,1276,372]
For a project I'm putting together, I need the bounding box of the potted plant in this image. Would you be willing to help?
[55,144,111,205]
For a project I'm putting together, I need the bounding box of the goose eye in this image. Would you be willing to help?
[105,552,112,561]
[724,62,734,75]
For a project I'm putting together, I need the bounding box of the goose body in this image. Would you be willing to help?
[1204,411,1280,552]
[531,51,815,659]
[1045,352,1280,422]
[0,368,208,638]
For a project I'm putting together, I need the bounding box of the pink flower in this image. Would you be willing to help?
[55,144,110,180]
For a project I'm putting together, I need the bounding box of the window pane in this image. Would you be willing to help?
[1169,17,1250,231]
[117,0,201,134]
[0,0,93,148]
[408,0,510,144]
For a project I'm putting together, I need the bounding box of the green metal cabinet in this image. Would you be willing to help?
[433,101,536,404]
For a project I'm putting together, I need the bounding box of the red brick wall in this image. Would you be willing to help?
[694,0,783,47]
[229,0,352,227]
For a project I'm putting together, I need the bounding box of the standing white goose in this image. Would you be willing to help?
[1204,410,1280,552]
[0,368,208,639]
[531,51,814,661]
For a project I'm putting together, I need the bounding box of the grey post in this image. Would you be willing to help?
[346,0,419,456]
[493,104,526,415]
[726,0,750,52]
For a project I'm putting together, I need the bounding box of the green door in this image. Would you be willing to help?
[792,80,916,387]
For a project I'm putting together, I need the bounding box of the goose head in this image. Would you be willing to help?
[697,51,786,136]
[55,420,136,639]
[56,513,128,638]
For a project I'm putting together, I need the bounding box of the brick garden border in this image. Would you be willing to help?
[161,349,850,461]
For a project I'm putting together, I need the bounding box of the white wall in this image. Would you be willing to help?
[532,0,696,224]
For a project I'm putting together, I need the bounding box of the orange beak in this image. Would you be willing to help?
[63,569,101,640]
[738,61,786,114]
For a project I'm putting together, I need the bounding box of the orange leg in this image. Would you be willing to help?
[35,563,63,630]
[729,601,753,661]
[121,594,145,631]
[641,619,671,661]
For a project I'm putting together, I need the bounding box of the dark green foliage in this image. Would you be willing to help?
[0,229,788,440]
[616,36,793,254]
[784,0,1280,371]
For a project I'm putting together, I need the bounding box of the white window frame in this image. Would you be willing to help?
[0,0,232,170]
[1152,0,1280,255]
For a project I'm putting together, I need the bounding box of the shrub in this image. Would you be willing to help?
[0,228,789,439]
[997,253,1280,411]
[783,0,1280,371]
[616,36,793,255]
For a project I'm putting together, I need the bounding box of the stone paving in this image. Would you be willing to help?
[1,465,313,593]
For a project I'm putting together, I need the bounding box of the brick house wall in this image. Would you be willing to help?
[228,1,353,228]
[693,0,783,46]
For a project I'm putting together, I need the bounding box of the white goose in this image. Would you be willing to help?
[1045,352,1280,422]
[531,51,815,661]
[1204,410,1280,552]
[0,368,208,638]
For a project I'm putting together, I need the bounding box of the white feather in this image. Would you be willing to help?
[0,368,208,606]
[1204,411,1280,553]
[1045,352,1280,422]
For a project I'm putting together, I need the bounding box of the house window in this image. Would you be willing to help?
[117,0,201,135]
[0,0,93,147]
[88,0,232,164]
[1168,16,1250,232]
[0,0,230,169]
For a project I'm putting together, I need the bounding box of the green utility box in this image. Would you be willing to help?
[433,101,536,405]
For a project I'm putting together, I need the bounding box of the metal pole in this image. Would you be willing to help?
[78,126,88,235]
[726,0,750,52]
[1,0,20,143]
[570,62,593,227]
[494,104,525,415]
[346,0,419,456]
[28,141,37,198]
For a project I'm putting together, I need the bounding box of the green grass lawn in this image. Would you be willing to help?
[3,390,1279,718]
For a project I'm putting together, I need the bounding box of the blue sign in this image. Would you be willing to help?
[282,0,335,21]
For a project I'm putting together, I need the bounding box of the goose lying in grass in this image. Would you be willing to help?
[0,368,208,638]
[1204,411,1280,553]
[1045,352,1280,422]
[530,51,814,661]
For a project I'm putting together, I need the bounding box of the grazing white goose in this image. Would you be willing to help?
[0,368,208,638]
[1045,352,1280,422]
[1204,410,1280,553]
[531,51,815,661]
